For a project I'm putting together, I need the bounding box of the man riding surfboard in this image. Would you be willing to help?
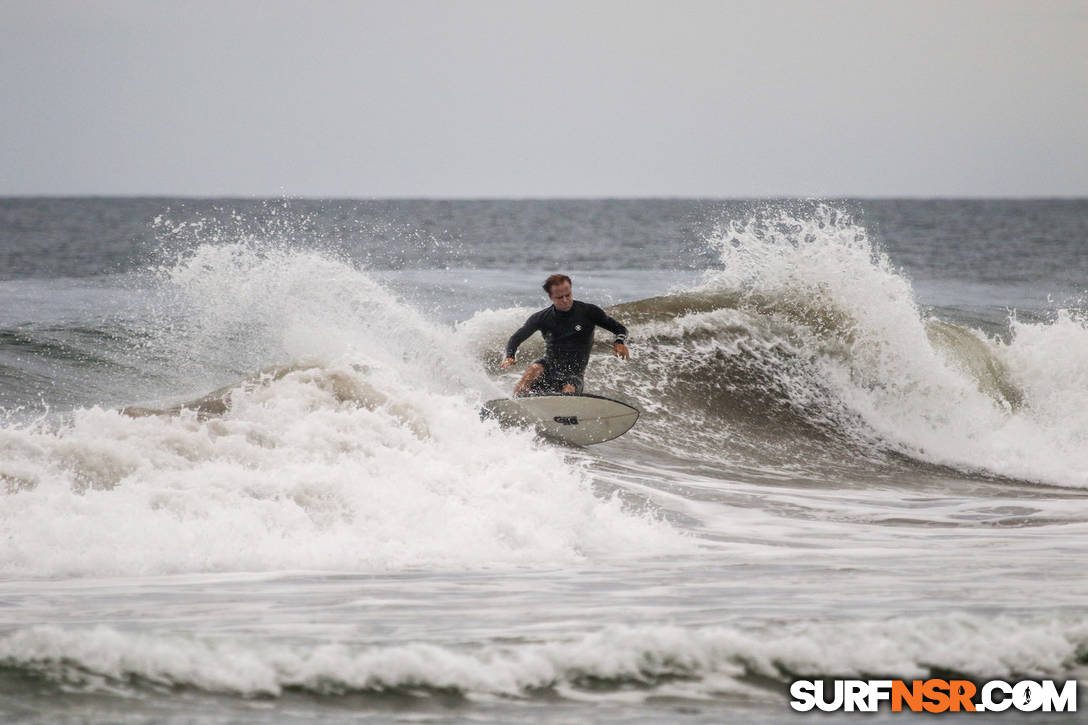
[501,274,630,396]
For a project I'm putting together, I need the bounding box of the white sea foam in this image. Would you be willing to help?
[0,245,690,577]
[1000,310,1088,451]
[698,205,1088,488]
[4,616,1084,698]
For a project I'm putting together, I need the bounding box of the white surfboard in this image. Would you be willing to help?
[480,394,640,446]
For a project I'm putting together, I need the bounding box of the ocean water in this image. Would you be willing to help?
[1,198,1086,723]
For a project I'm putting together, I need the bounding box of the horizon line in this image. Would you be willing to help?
[3,193,1087,202]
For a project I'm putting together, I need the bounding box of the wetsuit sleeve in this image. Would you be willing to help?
[588,304,629,344]
[504,313,541,359]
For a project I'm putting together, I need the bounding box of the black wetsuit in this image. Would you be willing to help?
[505,300,628,394]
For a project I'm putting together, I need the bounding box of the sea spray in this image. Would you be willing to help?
[0,243,692,577]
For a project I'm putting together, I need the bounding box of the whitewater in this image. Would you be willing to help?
[1,198,1086,723]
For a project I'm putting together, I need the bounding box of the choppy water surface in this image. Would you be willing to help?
[1,199,1086,723]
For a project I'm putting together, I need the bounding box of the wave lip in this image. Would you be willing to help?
[575,204,1088,489]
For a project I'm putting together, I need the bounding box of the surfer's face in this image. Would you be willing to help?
[548,281,574,311]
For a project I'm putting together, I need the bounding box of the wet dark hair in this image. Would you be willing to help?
[542,274,572,295]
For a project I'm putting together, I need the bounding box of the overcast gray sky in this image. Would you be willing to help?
[1,0,1086,197]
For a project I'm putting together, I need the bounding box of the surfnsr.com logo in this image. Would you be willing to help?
[790,679,1077,713]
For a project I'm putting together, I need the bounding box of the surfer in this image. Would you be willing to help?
[501,274,630,396]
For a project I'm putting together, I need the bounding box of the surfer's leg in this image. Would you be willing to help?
[513,363,545,397]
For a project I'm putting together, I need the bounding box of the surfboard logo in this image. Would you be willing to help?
[554,416,579,425]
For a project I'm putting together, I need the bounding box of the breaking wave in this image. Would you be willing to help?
[464,204,1088,488]
[3,204,1087,582]
[0,244,690,578]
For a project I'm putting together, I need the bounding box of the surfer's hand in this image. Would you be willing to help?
[613,343,629,360]
[500,357,517,369]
